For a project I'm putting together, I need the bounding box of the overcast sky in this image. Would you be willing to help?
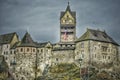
[0,0,120,44]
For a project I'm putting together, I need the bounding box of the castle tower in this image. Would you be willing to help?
[60,2,76,43]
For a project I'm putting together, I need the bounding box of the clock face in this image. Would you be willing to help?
[61,35,74,42]
[61,19,73,24]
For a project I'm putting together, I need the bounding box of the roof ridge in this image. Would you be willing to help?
[0,32,16,36]
[76,28,119,45]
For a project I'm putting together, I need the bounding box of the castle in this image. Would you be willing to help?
[0,3,119,80]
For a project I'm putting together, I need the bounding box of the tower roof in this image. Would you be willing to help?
[19,32,36,47]
[66,1,71,12]
[60,2,76,19]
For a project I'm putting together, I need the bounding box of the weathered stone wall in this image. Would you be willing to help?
[75,40,118,68]
[52,49,75,65]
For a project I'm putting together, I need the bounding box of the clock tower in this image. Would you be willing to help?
[60,2,76,43]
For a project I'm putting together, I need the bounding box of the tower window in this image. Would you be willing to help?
[21,48,23,52]
[65,45,67,47]
[67,32,73,34]
[33,49,35,52]
[27,48,29,52]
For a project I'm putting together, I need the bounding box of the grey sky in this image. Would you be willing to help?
[0,0,120,44]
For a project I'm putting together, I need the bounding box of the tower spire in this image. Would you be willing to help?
[68,0,69,6]
[66,0,71,11]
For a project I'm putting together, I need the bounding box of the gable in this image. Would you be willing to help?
[61,11,75,25]
[0,32,17,45]
[10,34,19,47]
[61,11,74,20]
[45,42,52,48]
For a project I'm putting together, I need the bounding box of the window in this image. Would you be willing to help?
[20,67,22,70]
[27,48,29,52]
[67,15,69,18]
[4,52,5,55]
[10,51,12,54]
[6,57,7,60]
[16,75,18,78]
[95,54,96,58]
[37,50,39,53]
[65,45,67,47]
[81,54,84,58]
[41,49,43,53]
[33,49,35,52]
[14,51,16,54]
[81,50,84,54]
[60,44,62,47]
[105,56,106,59]
[7,45,8,48]
[21,48,23,52]
[49,57,50,59]
[99,44,100,48]
[103,56,104,59]
[108,56,110,59]
[102,46,107,52]
[94,34,98,37]
[103,55,106,59]
[56,58,58,61]
[81,43,84,48]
